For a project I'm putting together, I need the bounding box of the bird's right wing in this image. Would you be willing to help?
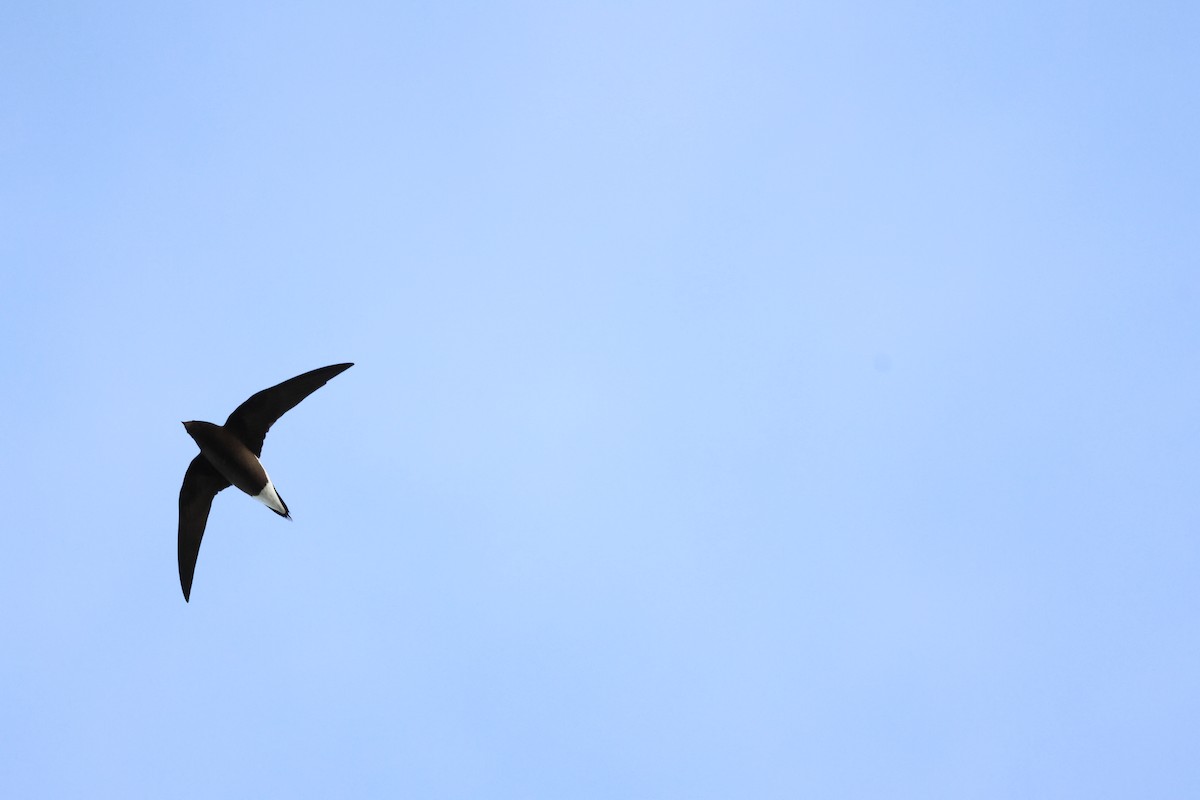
[178,455,231,602]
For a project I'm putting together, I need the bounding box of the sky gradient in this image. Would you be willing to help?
[3,2,1199,797]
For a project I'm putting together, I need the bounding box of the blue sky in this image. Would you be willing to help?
[3,1,1199,797]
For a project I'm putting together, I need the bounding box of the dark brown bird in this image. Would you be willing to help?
[178,363,353,601]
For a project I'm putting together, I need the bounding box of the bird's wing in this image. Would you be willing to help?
[223,363,353,457]
[178,455,231,602]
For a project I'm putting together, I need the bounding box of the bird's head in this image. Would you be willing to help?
[181,420,217,442]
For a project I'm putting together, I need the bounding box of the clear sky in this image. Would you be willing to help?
[3,1,1199,797]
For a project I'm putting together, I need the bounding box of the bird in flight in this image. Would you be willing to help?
[177,363,353,602]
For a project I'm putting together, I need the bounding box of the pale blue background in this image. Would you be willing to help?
[3,2,1199,797]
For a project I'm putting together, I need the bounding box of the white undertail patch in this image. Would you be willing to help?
[254,476,290,518]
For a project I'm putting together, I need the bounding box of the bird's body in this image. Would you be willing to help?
[182,421,289,516]
[177,363,353,601]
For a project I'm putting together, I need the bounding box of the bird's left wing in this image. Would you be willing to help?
[223,363,353,456]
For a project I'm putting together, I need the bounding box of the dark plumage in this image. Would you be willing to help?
[178,363,353,601]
